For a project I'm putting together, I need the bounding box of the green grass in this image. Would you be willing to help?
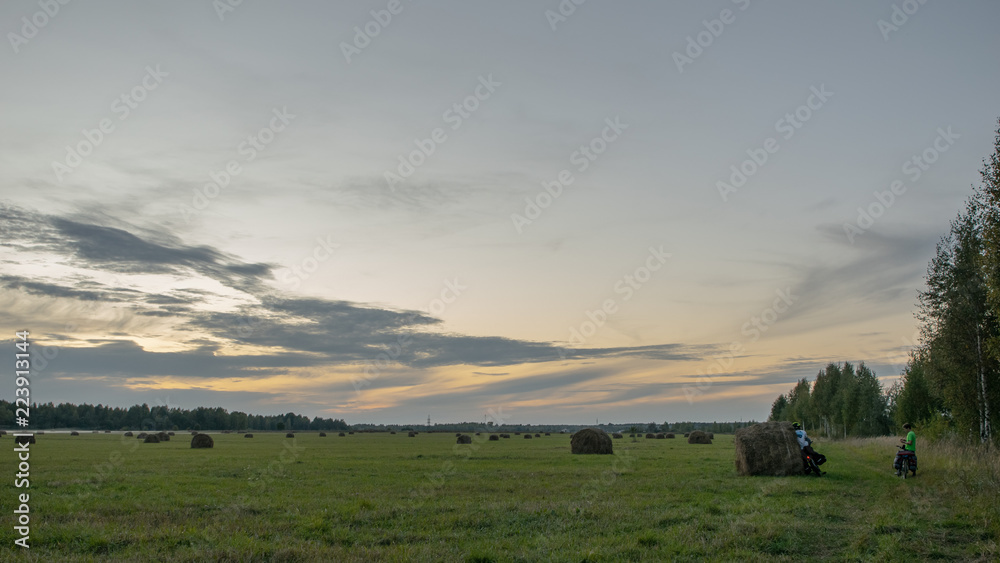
[0,432,996,561]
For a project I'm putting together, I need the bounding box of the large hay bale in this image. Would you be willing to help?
[191,434,214,449]
[656,433,665,439]
[144,434,160,443]
[157,432,170,441]
[70,431,80,436]
[488,434,500,441]
[665,433,676,439]
[612,433,623,439]
[15,435,36,445]
[524,434,533,439]
[688,431,712,444]
[457,435,472,444]
[571,427,613,455]
[645,433,655,439]
[244,433,254,438]
[734,421,803,476]
[408,431,416,437]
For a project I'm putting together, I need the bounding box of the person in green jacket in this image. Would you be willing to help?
[893,423,917,475]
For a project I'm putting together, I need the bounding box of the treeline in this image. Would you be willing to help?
[0,401,349,432]
[770,119,1000,444]
[770,362,891,438]
[895,120,1000,443]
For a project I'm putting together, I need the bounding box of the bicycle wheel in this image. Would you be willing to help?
[902,458,909,479]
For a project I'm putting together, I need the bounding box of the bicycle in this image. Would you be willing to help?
[803,453,823,477]
[895,445,916,478]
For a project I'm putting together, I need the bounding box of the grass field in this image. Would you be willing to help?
[1,431,997,561]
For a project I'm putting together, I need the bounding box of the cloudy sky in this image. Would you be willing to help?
[2,1,998,425]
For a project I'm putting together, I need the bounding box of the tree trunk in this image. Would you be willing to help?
[977,329,992,442]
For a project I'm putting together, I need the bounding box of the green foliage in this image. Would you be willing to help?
[772,362,890,438]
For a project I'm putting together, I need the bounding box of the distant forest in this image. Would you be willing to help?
[0,401,349,432]
[771,119,1000,444]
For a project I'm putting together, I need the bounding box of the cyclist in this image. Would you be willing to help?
[793,422,826,471]
[893,423,917,476]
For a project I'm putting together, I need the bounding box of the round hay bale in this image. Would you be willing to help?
[514,432,521,435]
[348,431,355,435]
[684,433,690,438]
[244,433,254,438]
[143,434,160,443]
[524,434,532,439]
[645,433,655,439]
[338,432,346,437]
[501,433,510,439]
[390,431,396,434]
[124,431,133,437]
[476,432,481,436]
[319,432,327,437]
[665,433,676,439]
[408,431,416,437]
[571,427,613,455]
[191,434,214,449]
[687,431,712,444]
[534,433,541,437]
[457,434,472,444]
[70,431,80,436]
[488,434,500,441]
[285,433,294,438]
[545,432,551,436]
[656,433,665,439]
[734,421,803,476]
[612,433,623,439]
[157,432,170,441]
[15,435,36,445]
[629,434,635,438]
[137,433,148,440]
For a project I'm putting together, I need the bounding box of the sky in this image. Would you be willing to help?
[1,1,999,426]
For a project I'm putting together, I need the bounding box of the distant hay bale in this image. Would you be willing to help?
[524,434,532,439]
[105,430,111,433]
[489,434,500,441]
[285,433,294,438]
[390,431,396,434]
[348,431,355,435]
[339,432,346,437]
[319,432,327,437]
[629,434,635,438]
[684,433,690,438]
[645,433,655,439]
[534,433,541,437]
[191,431,198,435]
[124,432,133,437]
[157,432,170,441]
[656,433,665,439]
[143,434,160,443]
[687,431,712,444]
[71,431,80,436]
[244,434,254,438]
[612,433,623,439]
[92,430,99,433]
[665,433,676,439]
[408,432,416,437]
[515,432,521,435]
[137,433,148,440]
[571,427,613,455]
[15,435,36,445]
[734,421,803,477]
[191,434,214,449]
[457,435,472,444]
[476,432,481,436]
[501,434,510,439]
[545,433,551,436]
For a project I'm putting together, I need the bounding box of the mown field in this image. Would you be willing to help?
[0,430,997,562]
